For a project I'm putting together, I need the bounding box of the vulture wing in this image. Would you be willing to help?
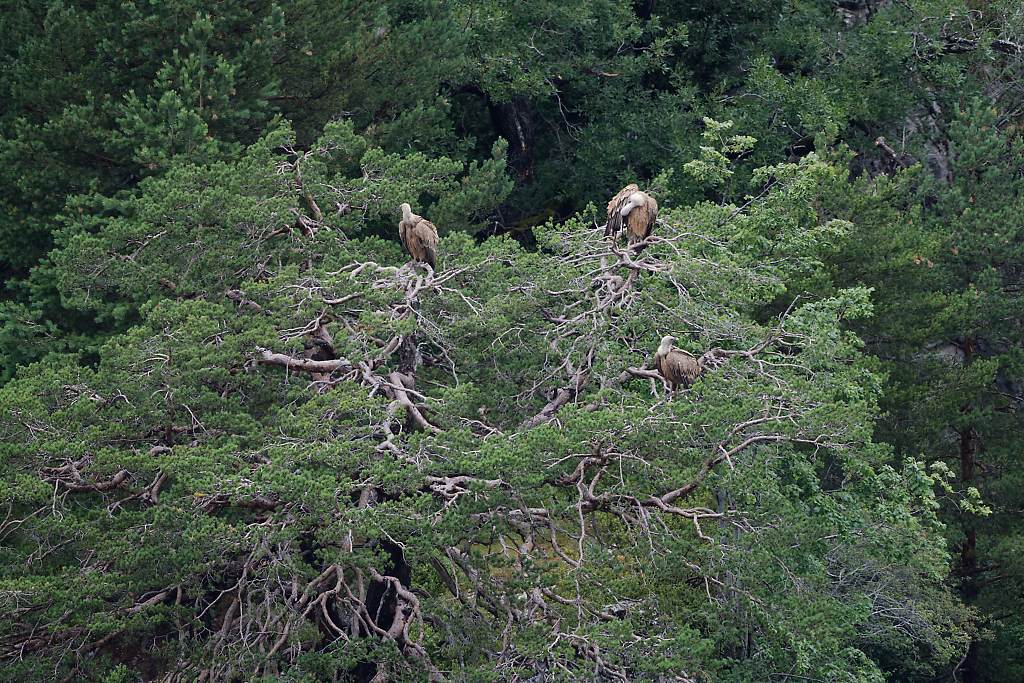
[658,350,701,388]
[398,219,414,256]
[412,219,439,269]
[605,184,638,238]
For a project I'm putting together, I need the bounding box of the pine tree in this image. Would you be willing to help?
[0,130,968,682]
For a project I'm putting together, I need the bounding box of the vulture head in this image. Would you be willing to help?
[399,202,413,220]
[658,335,677,354]
[620,192,649,218]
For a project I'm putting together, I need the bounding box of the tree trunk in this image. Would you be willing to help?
[488,97,536,183]
[958,336,981,683]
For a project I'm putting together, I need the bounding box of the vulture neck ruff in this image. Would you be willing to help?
[657,337,675,358]
[620,192,646,217]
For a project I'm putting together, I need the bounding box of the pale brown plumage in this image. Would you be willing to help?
[654,335,702,390]
[399,203,439,269]
[605,184,658,246]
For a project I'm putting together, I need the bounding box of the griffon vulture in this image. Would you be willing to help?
[605,184,658,247]
[654,335,702,391]
[399,203,439,269]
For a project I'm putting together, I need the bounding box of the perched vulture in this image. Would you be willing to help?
[398,203,439,269]
[654,335,702,391]
[605,184,658,246]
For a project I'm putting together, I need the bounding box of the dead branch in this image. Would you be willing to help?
[257,349,351,374]
[521,347,595,429]
[47,469,130,493]
[225,289,265,313]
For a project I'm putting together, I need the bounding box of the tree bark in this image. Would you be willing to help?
[488,97,536,183]
[958,336,981,683]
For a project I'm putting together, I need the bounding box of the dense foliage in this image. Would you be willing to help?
[0,0,1021,681]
